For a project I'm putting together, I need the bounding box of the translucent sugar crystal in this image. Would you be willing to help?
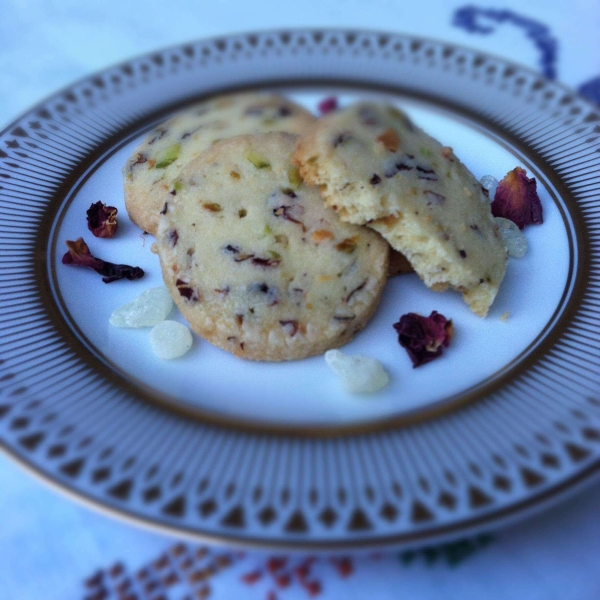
[150,321,193,360]
[109,286,173,328]
[325,349,390,394]
[479,174,499,201]
[495,217,528,258]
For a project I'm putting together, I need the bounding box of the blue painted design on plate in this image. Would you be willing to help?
[453,5,558,79]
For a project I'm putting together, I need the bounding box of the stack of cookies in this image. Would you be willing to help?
[123,93,507,362]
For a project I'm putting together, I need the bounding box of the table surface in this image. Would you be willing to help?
[1,1,599,598]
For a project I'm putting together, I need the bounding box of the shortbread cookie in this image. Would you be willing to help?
[124,93,316,234]
[156,132,389,361]
[293,102,507,316]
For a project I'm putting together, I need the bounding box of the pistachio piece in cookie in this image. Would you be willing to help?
[293,102,507,317]
[156,132,390,362]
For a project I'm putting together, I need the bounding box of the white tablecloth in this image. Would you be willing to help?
[1,1,599,598]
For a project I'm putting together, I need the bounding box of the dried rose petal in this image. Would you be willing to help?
[62,237,144,283]
[86,201,118,238]
[251,256,281,268]
[318,96,338,115]
[176,279,201,301]
[491,167,543,229]
[393,311,453,368]
[273,204,305,230]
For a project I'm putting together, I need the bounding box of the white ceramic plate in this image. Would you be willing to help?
[1,30,599,550]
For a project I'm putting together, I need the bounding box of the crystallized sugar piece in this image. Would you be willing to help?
[110,286,174,328]
[479,174,498,201]
[495,217,528,258]
[150,320,193,360]
[325,349,390,394]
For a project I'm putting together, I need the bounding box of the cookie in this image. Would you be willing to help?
[123,93,316,235]
[156,132,390,361]
[293,102,507,317]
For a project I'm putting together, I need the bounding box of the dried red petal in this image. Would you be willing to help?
[251,257,281,268]
[272,205,306,230]
[318,96,338,115]
[393,311,453,368]
[62,237,144,283]
[176,279,201,302]
[491,167,543,229]
[86,201,118,238]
